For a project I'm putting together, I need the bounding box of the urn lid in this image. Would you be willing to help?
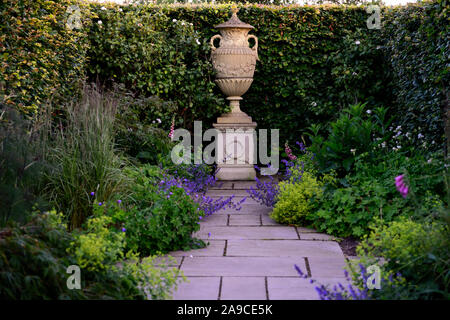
[215,7,254,30]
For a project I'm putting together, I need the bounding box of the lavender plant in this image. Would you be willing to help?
[294,263,405,300]
[246,141,314,207]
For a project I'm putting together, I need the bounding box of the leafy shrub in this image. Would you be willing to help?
[309,151,447,238]
[357,216,450,299]
[307,103,392,178]
[45,86,130,230]
[117,165,204,255]
[0,105,49,226]
[0,0,91,114]
[69,213,125,272]
[271,171,323,225]
[0,210,182,300]
[112,87,176,163]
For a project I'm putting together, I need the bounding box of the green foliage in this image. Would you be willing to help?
[87,3,225,131]
[118,165,205,255]
[69,213,125,272]
[113,88,176,163]
[0,0,91,114]
[0,210,183,299]
[309,151,447,238]
[357,216,450,299]
[271,171,323,225]
[307,102,392,178]
[0,105,49,226]
[68,205,185,299]
[44,87,130,230]
[382,0,449,150]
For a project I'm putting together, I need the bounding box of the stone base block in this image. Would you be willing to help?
[215,164,256,181]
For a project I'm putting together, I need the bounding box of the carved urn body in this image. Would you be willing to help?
[211,8,259,181]
[210,8,259,114]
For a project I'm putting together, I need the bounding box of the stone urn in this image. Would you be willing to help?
[210,7,259,117]
[210,7,259,181]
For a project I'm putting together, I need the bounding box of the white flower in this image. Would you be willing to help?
[395,125,401,131]
[428,159,432,164]
[172,19,177,23]
[189,255,193,258]
[405,132,411,138]
[376,45,382,49]
[350,149,356,155]
[156,118,161,123]
[366,109,372,114]
[152,120,155,124]
[418,133,424,139]
[196,38,200,45]
[101,6,106,11]
[98,20,102,25]
[397,145,401,149]
[311,101,317,107]
[431,140,435,145]
[181,21,185,26]
[355,40,361,45]
[118,8,123,12]
[381,142,386,148]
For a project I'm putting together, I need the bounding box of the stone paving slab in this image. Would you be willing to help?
[226,240,344,258]
[296,227,318,233]
[180,257,307,277]
[307,257,348,278]
[207,189,251,197]
[169,240,226,257]
[209,182,234,190]
[299,233,338,241]
[194,226,298,240]
[228,214,261,226]
[172,277,221,300]
[267,277,346,300]
[210,196,258,204]
[260,214,278,226]
[201,214,228,226]
[221,277,266,300]
[215,204,272,215]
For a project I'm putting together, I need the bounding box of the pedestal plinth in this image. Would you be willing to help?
[213,104,256,181]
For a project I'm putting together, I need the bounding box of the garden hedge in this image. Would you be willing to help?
[1,1,447,148]
[0,0,92,115]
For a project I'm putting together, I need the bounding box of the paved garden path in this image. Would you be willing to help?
[167,181,348,300]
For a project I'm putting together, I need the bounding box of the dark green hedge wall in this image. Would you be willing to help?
[88,3,390,143]
[0,0,91,114]
[382,0,449,151]
[1,1,447,149]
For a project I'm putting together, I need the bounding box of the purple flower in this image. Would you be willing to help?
[90,192,95,196]
[208,232,211,237]
[98,202,103,206]
[121,227,126,232]
[117,199,122,204]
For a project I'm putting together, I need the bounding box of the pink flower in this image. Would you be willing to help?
[168,117,175,140]
[285,142,297,161]
[395,174,409,198]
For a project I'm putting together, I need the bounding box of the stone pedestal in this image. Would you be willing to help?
[213,101,256,181]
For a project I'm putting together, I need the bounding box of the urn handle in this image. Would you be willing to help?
[247,34,259,61]
[210,34,222,51]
